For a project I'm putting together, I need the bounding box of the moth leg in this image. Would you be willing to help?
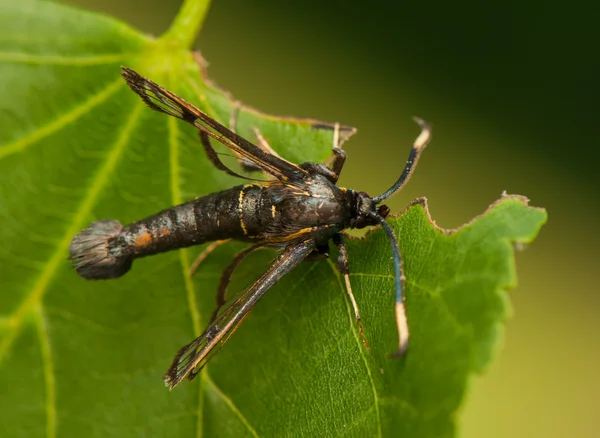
[333,234,359,322]
[210,243,263,324]
[229,106,283,174]
[252,127,283,158]
[228,101,260,172]
[320,123,346,182]
[329,147,346,183]
[333,233,370,351]
[228,100,282,172]
[302,123,346,184]
[199,131,259,181]
[228,100,241,133]
[237,126,286,173]
[299,162,339,183]
[164,241,315,389]
[329,123,347,182]
[121,67,307,182]
[305,242,330,261]
[189,239,231,277]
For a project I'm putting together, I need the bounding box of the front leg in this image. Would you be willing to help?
[301,122,347,183]
[324,123,346,182]
[228,102,283,172]
[333,234,359,322]
[329,147,346,183]
[333,233,370,350]
[304,243,330,261]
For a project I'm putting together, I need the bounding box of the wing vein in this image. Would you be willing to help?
[120,67,307,182]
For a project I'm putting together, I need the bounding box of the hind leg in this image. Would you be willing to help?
[304,243,330,261]
[210,244,263,323]
[188,239,231,276]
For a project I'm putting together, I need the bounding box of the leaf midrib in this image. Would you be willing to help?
[167,67,266,437]
[0,52,137,66]
[166,111,204,438]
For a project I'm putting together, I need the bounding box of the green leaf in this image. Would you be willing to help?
[0,1,547,437]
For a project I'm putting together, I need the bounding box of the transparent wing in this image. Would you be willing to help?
[163,241,315,390]
[121,67,307,181]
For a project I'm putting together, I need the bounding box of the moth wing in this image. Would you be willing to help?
[163,241,314,389]
[121,67,307,182]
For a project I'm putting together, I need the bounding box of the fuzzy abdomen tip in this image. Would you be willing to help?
[69,220,132,279]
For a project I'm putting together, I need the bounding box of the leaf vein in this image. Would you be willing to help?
[0,77,123,161]
[0,101,143,364]
[34,306,56,438]
[204,374,260,438]
[326,259,382,438]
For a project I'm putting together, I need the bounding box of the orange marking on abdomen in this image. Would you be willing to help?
[135,231,153,248]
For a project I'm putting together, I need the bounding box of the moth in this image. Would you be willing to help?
[69,67,431,389]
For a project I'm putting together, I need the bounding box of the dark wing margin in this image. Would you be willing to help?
[120,66,307,181]
[163,241,315,390]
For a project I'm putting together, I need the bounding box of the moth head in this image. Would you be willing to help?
[351,191,382,229]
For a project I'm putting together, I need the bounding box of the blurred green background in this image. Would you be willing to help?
[63,0,599,436]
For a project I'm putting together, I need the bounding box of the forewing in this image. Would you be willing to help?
[121,67,307,181]
[163,241,315,389]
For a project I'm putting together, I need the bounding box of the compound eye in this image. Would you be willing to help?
[355,216,368,229]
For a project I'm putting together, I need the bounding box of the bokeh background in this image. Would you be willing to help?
[64,0,599,436]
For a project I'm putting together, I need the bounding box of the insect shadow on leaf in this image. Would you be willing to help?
[68,66,432,390]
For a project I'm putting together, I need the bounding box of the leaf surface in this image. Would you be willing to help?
[0,1,547,437]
